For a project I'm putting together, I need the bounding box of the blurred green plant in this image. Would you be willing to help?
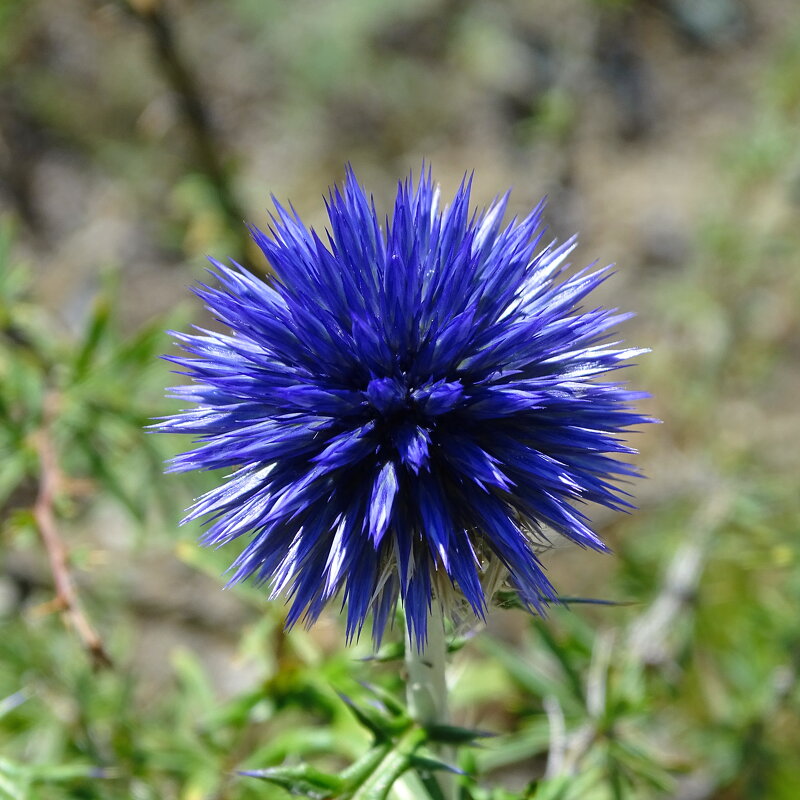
[0,218,182,669]
[0,222,176,521]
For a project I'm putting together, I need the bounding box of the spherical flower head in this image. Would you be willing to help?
[158,167,651,649]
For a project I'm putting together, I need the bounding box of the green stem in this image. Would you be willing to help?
[340,743,392,786]
[405,603,448,726]
[351,727,427,800]
[404,603,456,800]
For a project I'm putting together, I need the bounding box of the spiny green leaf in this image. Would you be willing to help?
[241,764,344,798]
[472,722,552,773]
[427,724,493,746]
[447,635,471,654]
[0,691,28,721]
[29,763,110,782]
[114,316,175,369]
[74,437,143,521]
[479,637,580,711]
[71,298,111,380]
[495,590,632,610]
[359,641,404,663]
[354,680,406,717]
[409,752,464,775]
[246,727,339,767]
[339,744,392,788]
[531,621,586,705]
[350,726,427,800]
[530,769,605,800]
[337,692,410,740]
[417,769,448,800]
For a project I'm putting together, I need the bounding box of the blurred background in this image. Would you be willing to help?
[1,0,800,798]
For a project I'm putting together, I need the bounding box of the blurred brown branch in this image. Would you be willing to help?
[626,489,731,667]
[32,396,113,670]
[121,0,253,261]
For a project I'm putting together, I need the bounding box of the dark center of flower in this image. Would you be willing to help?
[364,376,465,419]
[364,377,407,416]
[363,376,466,473]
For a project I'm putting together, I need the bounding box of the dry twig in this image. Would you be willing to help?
[122,0,252,260]
[626,490,731,666]
[32,413,113,670]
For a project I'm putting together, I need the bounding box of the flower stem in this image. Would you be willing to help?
[405,602,455,800]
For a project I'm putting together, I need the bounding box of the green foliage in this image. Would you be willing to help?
[0,227,181,525]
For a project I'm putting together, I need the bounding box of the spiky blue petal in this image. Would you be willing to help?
[158,167,652,649]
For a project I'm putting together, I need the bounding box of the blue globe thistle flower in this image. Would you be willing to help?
[159,167,650,648]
